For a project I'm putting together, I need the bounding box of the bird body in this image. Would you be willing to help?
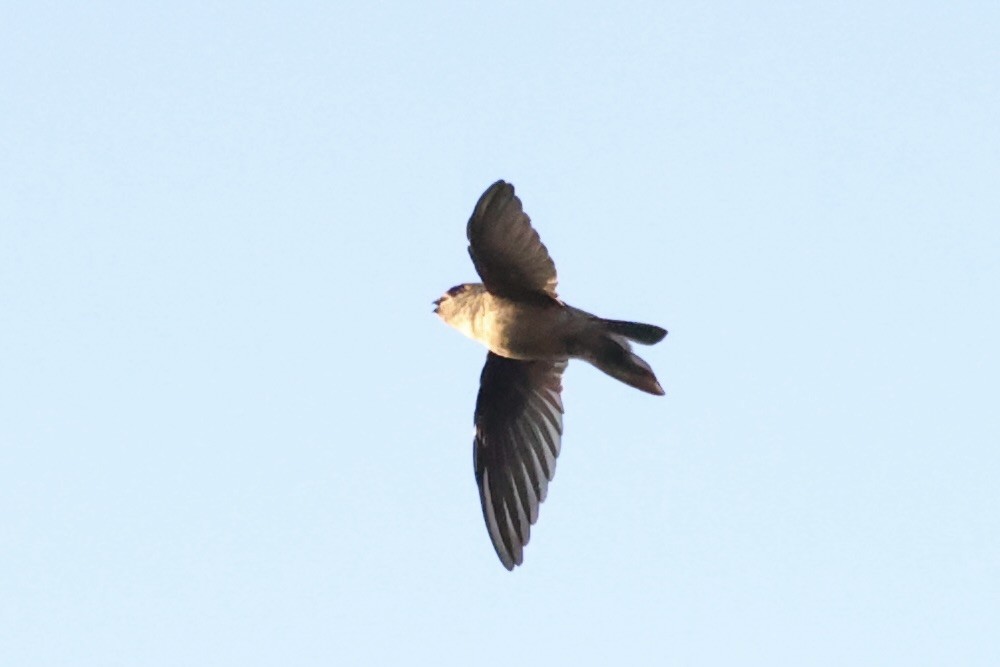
[437,285,666,395]
[437,284,586,361]
[435,180,667,570]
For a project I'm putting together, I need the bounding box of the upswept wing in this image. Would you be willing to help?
[466,181,558,299]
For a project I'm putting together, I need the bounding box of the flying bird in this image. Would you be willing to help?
[434,180,667,570]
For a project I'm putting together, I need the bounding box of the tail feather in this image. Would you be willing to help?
[590,334,665,396]
[601,319,667,345]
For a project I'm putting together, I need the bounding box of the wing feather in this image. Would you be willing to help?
[466,181,559,300]
[473,353,567,569]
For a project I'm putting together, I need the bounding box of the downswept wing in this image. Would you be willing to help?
[473,352,566,570]
[466,180,559,300]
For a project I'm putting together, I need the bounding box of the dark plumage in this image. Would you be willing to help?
[435,180,668,569]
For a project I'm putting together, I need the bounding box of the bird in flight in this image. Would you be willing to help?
[435,180,667,570]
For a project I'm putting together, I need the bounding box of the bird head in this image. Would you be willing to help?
[434,283,479,322]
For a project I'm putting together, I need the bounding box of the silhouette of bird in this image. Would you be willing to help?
[435,180,667,569]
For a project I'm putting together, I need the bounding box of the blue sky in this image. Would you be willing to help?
[2,2,998,665]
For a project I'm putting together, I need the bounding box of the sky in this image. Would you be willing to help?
[2,1,998,665]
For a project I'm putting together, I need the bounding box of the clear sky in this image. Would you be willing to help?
[2,2,998,665]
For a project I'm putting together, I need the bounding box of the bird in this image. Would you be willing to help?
[434,180,667,570]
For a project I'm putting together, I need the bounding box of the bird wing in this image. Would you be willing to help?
[466,180,559,300]
[473,352,566,570]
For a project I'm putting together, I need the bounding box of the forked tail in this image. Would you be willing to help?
[600,319,667,345]
[590,332,665,396]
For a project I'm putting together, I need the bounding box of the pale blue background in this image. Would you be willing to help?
[2,2,998,665]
